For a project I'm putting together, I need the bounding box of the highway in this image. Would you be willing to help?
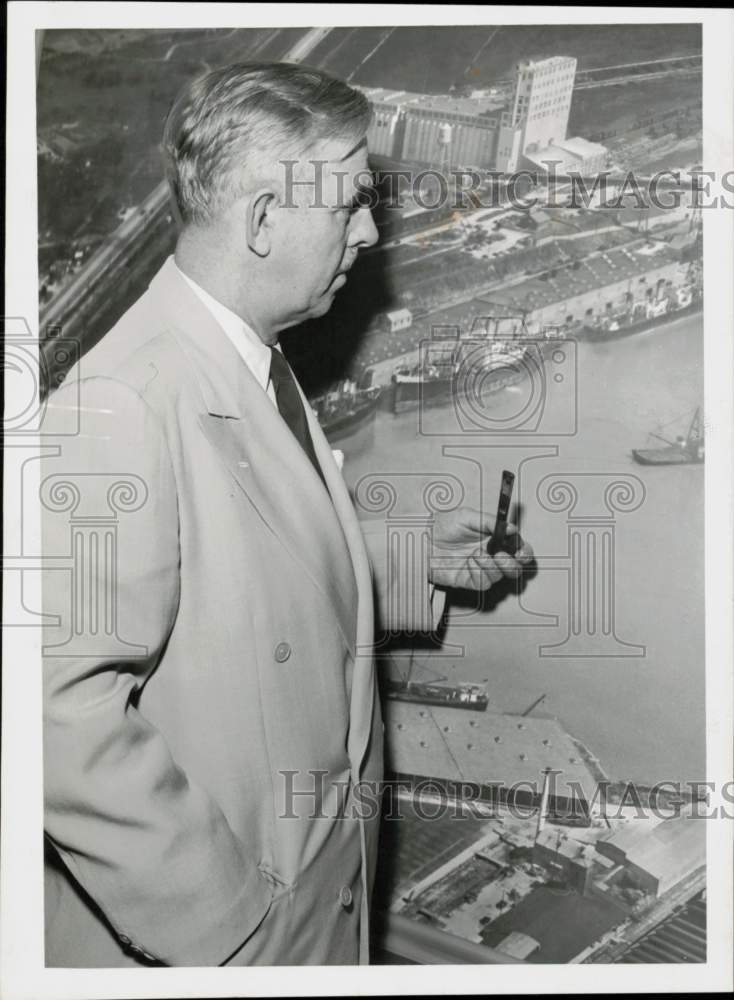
[574,68,701,91]
[573,54,701,91]
[40,26,333,335]
[575,54,702,79]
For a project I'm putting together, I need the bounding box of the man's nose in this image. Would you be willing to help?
[349,207,379,249]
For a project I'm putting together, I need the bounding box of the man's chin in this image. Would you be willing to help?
[297,297,334,325]
[312,282,344,317]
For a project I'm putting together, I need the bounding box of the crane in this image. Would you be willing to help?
[522,693,547,717]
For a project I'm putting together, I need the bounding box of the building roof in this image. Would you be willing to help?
[528,207,552,226]
[484,243,681,315]
[383,702,598,802]
[524,137,608,172]
[386,307,413,322]
[555,136,608,159]
[517,55,577,72]
[598,814,705,883]
[625,816,705,881]
[535,826,595,866]
[496,931,541,959]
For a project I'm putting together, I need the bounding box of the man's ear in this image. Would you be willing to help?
[244,189,276,257]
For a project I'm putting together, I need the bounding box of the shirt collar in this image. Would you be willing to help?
[174,261,273,394]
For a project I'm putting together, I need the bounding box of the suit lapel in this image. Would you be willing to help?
[149,257,375,761]
[198,388,359,657]
[305,402,377,767]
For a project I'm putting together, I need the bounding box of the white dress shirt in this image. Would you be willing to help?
[175,261,278,407]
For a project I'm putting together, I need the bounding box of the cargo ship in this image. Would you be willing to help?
[383,678,489,711]
[311,377,382,442]
[380,653,489,711]
[390,340,529,414]
[582,281,701,342]
[633,408,704,465]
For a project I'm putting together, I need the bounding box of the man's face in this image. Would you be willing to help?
[269,137,379,328]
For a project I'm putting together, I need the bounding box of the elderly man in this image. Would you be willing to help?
[41,62,532,968]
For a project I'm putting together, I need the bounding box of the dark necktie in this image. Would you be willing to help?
[268,347,326,486]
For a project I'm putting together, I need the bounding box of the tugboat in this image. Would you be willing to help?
[633,408,704,465]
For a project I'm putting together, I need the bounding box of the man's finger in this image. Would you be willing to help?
[492,550,525,579]
[456,506,494,537]
[470,552,504,588]
[513,541,534,565]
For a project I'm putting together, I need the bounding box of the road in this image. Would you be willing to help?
[575,68,701,91]
[575,54,701,77]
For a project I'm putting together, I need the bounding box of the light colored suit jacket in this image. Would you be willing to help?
[41,257,441,967]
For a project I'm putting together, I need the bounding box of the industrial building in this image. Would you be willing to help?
[364,87,506,169]
[533,826,596,894]
[523,136,609,177]
[495,931,541,960]
[361,55,600,175]
[596,813,705,898]
[495,56,578,173]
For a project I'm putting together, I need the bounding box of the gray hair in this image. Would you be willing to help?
[162,61,371,225]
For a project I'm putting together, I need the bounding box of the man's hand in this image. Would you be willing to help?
[429,506,534,591]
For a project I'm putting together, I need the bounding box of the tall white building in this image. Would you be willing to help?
[496,55,577,173]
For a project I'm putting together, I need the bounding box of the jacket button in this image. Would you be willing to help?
[338,885,353,909]
[118,933,131,947]
[274,642,291,663]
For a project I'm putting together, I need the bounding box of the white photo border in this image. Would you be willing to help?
[4,3,733,996]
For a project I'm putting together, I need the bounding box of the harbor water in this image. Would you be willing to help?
[341,314,705,786]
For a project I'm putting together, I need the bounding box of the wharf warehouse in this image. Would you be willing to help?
[383,700,600,815]
[477,243,698,336]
